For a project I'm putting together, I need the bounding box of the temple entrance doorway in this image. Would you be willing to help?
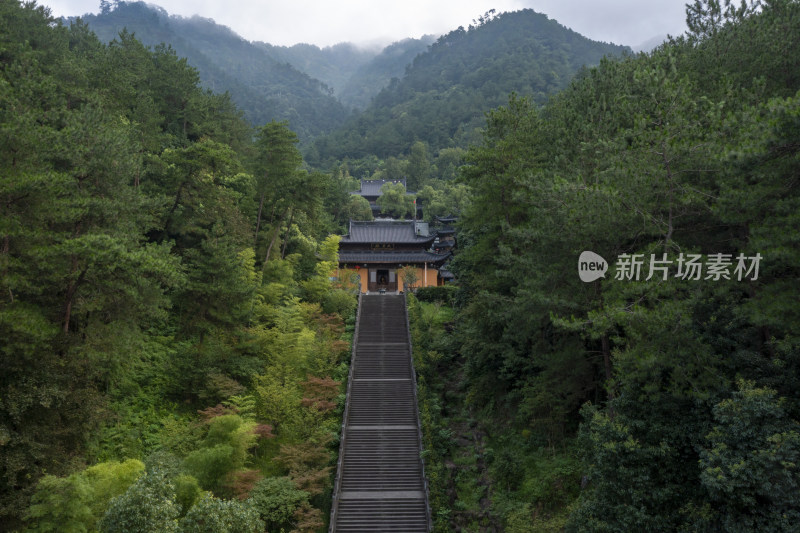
[368,268,397,292]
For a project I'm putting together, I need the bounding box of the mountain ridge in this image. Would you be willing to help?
[74,2,630,155]
[309,9,631,164]
[255,36,437,109]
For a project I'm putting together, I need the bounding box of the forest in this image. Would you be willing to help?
[0,1,368,531]
[416,0,799,530]
[79,1,353,143]
[2,0,800,532]
[307,9,630,166]
[79,1,433,141]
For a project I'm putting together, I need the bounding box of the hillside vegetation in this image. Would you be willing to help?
[258,37,436,110]
[4,0,800,532]
[79,2,437,140]
[80,1,351,142]
[308,9,630,165]
[416,0,800,530]
[0,2,363,530]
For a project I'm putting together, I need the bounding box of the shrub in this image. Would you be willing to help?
[177,495,263,533]
[415,285,457,304]
[322,289,357,317]
[25,459,145,533]
[99,468,179,533]
[246,476,308,531]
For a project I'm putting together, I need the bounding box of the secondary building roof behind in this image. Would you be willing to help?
[353,178,407,197]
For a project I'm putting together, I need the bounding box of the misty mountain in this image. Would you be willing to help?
[339,36,437,109]
[79,1,352,142]
[308,9,631,164]
[77,2,628,155]
[257,37,436,110]
[633,34,670,53]
[255,42,375,101]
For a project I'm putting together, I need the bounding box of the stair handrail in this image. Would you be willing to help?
[328,292,362,532]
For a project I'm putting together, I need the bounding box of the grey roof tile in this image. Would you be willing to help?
[353,179,407,196]
[339,250,451,264]
[341,220,434,244]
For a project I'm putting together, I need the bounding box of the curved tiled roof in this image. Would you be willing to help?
[352,179,407,197]
[341,220,435,244]
[339,250,451,265]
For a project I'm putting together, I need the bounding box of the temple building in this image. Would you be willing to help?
[432,215,457,254]
[337,220,451,293]
[350,178,421,218]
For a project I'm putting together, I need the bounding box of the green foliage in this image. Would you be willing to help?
[449,2,800,530]
[407,141,431,190]
[340,194,374,223]
[252,122,329,266]
[699,381,800,531]
[99,468,180,533]
[82,1,350,143]
[253,369,305,433]
[504,501,573,533]
[435,147,467,180]
[246,476,309,531]
[310,9,629,165]
[183,446,238,495]
[686,0,762,40]
[82,460,146,522]
[25,452,145,532]
[376,181,416,218]
[322,289,358,317]
[183,415,257,495]
[416,181,471,221]
[174,475,202,516]
[177,495,264,533]
[2,2,349,529]
[414,285,458,304]
[26,475,94,533]
[398,265,419,291]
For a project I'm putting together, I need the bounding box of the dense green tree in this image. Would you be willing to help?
[99,468,180,533]
[0,3,186,525]
[685,0,761,40]
[699,381,800,531]
[340,194,374,223]
[251,121,307,263]
[246,476,309,531]
[309,9,629,165]
[2,3,349,531]
[25,475,94,533]
[449,2,800,530]
[379,156,408,182]
[177,495,263,533]
[407,141,431,190]
[434,147,466,180]
[25,460,144,533]
[415,182,471,221]
[82,1,351,142]
[182,415,257,495]
[376,181,416,218]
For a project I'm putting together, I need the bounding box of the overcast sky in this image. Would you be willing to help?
[42,0,688,49]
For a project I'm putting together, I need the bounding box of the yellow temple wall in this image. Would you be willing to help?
[337,267,369,293]
[398,266,439,289]
[337,265,440,293]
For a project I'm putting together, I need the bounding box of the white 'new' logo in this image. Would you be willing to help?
[578,251,608,282]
